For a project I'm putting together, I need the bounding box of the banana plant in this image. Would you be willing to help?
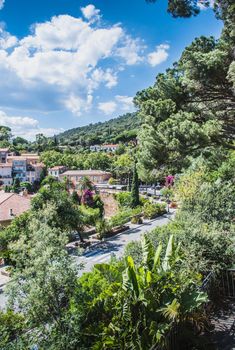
[114,234,207,349]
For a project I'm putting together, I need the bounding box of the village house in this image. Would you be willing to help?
[0,148,10,163]
[26,163,45,183]
[0,164,13,186]
[48,165,67,179]
[0,192,31,227]
[90,144,119,152]
[5,154,44,184]
[60,170,112,188]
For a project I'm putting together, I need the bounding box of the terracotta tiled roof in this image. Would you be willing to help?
[7,154,40,161]
[61,170,112,176]
[21,154,39,157]
[0,148,9,152]
[6,156,27,161]
[0,193,31,222]
[48,166,66,170]
[31,163,45,168]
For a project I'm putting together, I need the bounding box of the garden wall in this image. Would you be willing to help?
[99,191,119,218]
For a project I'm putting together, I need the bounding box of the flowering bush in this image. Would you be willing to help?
[81,189,94,206]
[165,175,175,187]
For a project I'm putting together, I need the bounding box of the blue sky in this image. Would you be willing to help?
[0,0,223,140]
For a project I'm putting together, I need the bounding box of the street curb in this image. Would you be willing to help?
[83,212,174,256]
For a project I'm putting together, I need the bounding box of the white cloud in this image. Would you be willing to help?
[147,44,170,67]
[98,101,117,115]
[0,26,18,49]
[81,4,100,21]
[91,68,118,89]
[116,36,143,65]
[0,110,63,140]
[98,95,134,116]
[115,95,134,111]
[0,0,5,10]
[0,7,150,119]
[64,94,93,116]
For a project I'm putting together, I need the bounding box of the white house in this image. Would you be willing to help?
[0,164,13,186]
[48,166,67,179]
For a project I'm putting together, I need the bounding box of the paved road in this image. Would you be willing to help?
[75,211,174,274]
[0,211,174,309]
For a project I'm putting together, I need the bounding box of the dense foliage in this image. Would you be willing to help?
[135,8,235,180]
[56,112,140,147]
[0,1,234,349]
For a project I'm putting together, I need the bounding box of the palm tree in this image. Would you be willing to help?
[79,176,93,192]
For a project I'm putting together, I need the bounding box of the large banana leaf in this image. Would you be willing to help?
[162,234,174,271]
[141,234,154,268]
[153,243,162,271]
[122,256,140,298]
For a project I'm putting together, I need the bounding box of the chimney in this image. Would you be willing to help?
[9,208,14,217]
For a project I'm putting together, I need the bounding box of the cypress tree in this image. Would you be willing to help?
[131,163,140,208]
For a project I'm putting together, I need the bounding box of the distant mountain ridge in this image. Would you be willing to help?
[57,113,140,147]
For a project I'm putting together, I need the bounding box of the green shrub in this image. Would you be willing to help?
[109,207,143,228]
[95,219,112,239]
[108,177,116,185]
[109,210,132,227]
[93,194,104,217]
[114,191,132,208]
[140,196,149,206]
[80,206,100,226]
[143,202,166,219]
[131,215,143,224]
[160,187,174,200]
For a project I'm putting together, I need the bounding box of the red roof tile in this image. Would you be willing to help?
[0,193,31,222]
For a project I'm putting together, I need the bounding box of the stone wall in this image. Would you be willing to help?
[100,191,119,218]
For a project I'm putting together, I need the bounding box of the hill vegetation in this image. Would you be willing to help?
[57,112,140,147]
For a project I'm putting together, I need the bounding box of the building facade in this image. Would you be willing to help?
[48,166,67,179]
[60,170,112,188]
[0,164,13,186]
[0,148,9,163]
[26,163,44,183]
[0,152,44,186]
[6,154,43,184]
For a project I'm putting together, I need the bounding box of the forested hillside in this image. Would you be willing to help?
[57,112,140,146]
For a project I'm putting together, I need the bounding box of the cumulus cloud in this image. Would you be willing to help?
[115,95,134,111]
[0,0,5,10]
[64,94,93,116]
[0,110,63,140]
[147,44,170,67]
[81,4,100,21]
[0,6,146,117]
[98,95,135,116]
[98,101,117,115]
[116,36,144,65]
[0,26,18,49]
[91,68,118,89]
